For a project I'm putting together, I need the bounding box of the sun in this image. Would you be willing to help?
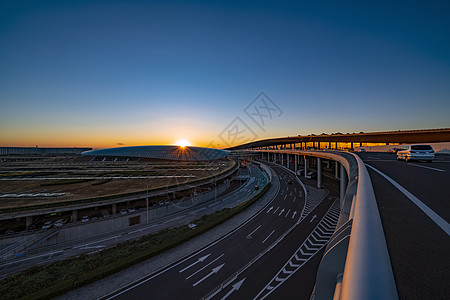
[175,139,191,148]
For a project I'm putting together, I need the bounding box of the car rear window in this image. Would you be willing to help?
[411,145,433,150]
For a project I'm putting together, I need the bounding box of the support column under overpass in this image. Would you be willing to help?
[26,216,33,228]
[340,163,348,206]
[295,155,298,173]
[281,153,284,167]
[71,209,78,222]
[335,161,339,178]
[317,157,322,189]
[304,156,308,178]
[287,154,290,169]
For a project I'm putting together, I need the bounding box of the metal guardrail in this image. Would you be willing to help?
[245,150,398,300]
[339,153,398,300]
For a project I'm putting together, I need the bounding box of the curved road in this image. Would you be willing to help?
[106,164,339,300]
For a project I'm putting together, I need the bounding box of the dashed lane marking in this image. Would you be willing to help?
[262,230,275,244]
[407,163,445,172]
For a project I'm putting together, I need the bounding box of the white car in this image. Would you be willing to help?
[42,221,53,229]
[120,209,127,215]
[188,223,197,229]
[397,145,434,162]
[81,216,89,222]
[53,219,65,228]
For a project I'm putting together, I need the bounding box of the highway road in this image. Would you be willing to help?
[358,152,450,299]
[0,164,266,279]
[106,164,340,300]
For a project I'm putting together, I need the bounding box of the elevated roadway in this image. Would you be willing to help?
[358,152,450,299]
[0,164,267,279]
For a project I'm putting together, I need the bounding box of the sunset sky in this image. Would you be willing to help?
[1,0,449,149]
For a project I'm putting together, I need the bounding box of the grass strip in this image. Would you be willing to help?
[0,182,270,300]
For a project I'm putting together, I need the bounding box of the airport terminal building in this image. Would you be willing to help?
[81,145,230,161]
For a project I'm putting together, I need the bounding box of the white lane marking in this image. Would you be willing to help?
[1,250,64,266]
[186,254,224,280]
[189,207,207,215]
[266,206,273,213]
[292,211,297,219]
[284,195,287,200]
[407,163,445,172]
[179,254,211,273]
[262,230,275,244]
[278,209,285,216]
[74,235,121,248]
[247,225,262,238]
[273,207,279,214]
[192,263,225,287]
[366,164,450,236]
[293,196,296,202]
[285,209,291,218]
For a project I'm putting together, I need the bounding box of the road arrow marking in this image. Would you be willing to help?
[292,211,297,219]
[220,278,246,300]
[310,215,317,222]
[179,254,211,273]
[186,254,224,280]
[192,264,225,287]
[266,206,273,213]
[279,208,285,216]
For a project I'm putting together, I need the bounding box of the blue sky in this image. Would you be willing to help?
[1,0,449,148]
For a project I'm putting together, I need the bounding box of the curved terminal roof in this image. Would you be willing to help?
[81,145,229,161]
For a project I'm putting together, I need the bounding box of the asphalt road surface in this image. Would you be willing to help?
[106,164,340,300]
[358,152,450,300]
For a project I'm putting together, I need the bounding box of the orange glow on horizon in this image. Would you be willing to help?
[174,139,192,148]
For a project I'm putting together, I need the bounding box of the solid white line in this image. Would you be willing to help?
[407,163,445,172]
[186,254,224,280]
[189,207,207,214]
[366,164,450,236]
[1,250,64,266]
[273,207,279,214]
[262,230,275,244]
[73,235,121,248]
[248,225,262,237]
